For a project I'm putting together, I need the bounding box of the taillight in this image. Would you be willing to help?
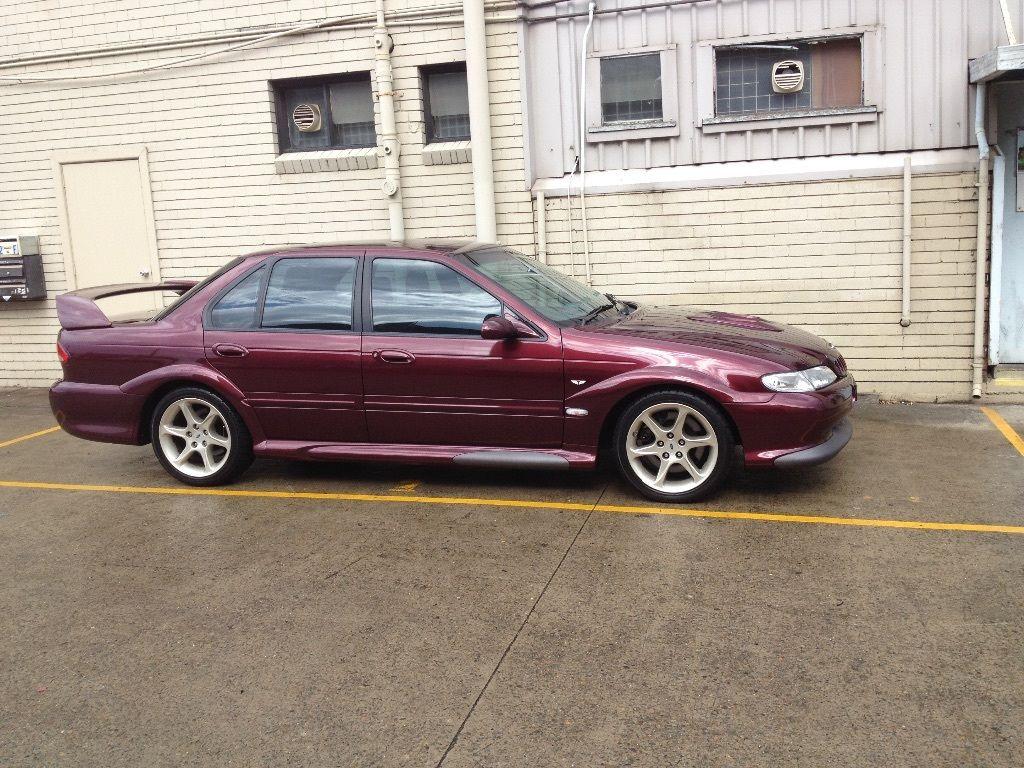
[56,341,69,364]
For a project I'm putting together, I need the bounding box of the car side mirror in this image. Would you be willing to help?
[481,316,518,340]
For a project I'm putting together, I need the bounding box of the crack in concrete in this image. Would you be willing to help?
[433,486,606,768]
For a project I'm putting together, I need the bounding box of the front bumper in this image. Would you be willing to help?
[728,375,856,467]
[773,417,852,468]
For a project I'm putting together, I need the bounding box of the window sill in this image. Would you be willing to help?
[586,119,679,143]
[274,147,379,174]
[422,141,472,166]
[700,106,878,134]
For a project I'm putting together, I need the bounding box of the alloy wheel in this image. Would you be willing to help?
[625,402,719,493]
[156,397,232,479]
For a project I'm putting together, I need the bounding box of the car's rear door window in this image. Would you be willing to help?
[208,266,265,329]
[262,257,357,331]
[371,258,501,335]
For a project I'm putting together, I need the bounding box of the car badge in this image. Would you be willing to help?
[570,379,587,386]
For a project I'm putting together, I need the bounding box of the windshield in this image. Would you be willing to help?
[463,247,615,324]
[153,257,244,321]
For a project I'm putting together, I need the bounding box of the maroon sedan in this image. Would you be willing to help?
[50,241,854,502]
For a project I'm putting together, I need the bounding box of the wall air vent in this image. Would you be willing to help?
[771,60,805,93]
[291,103,322,132]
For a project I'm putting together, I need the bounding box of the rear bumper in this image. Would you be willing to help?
[773,417,852,468]
[49,380,146,445]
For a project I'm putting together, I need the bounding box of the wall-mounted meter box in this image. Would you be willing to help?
[0,235,45,302]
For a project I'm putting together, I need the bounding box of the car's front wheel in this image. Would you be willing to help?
[151,387,253,486]
[613,390,734,502]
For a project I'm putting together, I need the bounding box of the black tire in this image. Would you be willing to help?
[613,389,734,503]
[150,386,253,486]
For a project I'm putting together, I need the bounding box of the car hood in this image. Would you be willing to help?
[583,305,845,372]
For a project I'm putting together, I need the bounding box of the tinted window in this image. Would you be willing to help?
[155,257,243,321]
[422,63,470,143]
[208,267,265,329]
[464,248,611,324]
[371,259,500,335]
[262,258,356,331]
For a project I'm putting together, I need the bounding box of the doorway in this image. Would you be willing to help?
[55,148,161,317]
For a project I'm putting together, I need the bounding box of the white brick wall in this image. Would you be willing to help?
[0,4,533,386]
[541,172,981,401]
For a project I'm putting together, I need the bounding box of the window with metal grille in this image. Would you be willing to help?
[600,53,663,123]
[714,37,862,117]
[273,73,377,152]
[422,63,471,143]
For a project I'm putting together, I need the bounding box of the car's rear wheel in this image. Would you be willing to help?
[151,387,252,486]
[613,390,734,502]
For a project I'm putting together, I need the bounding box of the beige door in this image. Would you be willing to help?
[60,158,159,317]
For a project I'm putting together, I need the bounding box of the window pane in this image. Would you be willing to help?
[426,69,470,141]
[371,259,500,335]
[600,54,663,123]
[329,77,376,148]
[262,258,356,331]
[466,248,612,324]
[282,85,330,150]
[209,267,264,329]
[714,38,862,116]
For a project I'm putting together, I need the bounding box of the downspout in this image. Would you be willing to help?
[578,0,597,285]
[900,155,912,327]
[972,81,990,398]
[374,0,405,240]
[463,0,498,242]
[536,190,548,264]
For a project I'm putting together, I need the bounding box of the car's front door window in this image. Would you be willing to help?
[370,258,501,335]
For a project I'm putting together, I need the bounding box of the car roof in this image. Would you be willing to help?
[239,239,494,259]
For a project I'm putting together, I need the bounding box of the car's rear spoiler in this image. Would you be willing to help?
[56,280,198,330]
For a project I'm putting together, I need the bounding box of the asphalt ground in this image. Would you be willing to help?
[0,387,1022,767]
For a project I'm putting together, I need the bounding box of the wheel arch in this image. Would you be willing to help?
[124,366,259,444]
[596,382,742,455]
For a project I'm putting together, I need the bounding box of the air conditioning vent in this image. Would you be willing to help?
[771,60,805,93]
[292,103,322,132]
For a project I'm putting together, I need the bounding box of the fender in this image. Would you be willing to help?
[563,365,775,449]
[119,363,267,444]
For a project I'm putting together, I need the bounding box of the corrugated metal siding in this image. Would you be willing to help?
[525,0,1024,178]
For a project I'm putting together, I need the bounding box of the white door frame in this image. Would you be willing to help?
[52,145,162,291]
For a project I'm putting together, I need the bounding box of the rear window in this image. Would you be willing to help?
[154,257,244,321]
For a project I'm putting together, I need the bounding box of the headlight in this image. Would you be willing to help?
[761,365,838,393]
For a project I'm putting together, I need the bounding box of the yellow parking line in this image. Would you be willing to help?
[0,478,1021,535]
[981,407,1024,458]
[0,426,60,450]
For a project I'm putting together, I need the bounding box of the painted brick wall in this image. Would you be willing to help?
[541,172,980,400]
[0,4,532,386]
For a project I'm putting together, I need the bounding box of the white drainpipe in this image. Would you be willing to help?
[900,155,912,328]
[374,0,405,241]
[463,0,498,242]
[972,82,990,398]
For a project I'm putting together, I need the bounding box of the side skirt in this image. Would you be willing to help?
[252,440,597,470]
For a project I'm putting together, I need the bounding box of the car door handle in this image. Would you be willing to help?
[213,343,248,358]
[376,349,414,364]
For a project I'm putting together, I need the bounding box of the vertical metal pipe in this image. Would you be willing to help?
[536,190,548,264]
[900,155,912,327]
[374,0,405,240]
[973,154,990,398]
[463,0,498,242]
[972,83,990,398]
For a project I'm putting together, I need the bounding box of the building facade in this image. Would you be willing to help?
[1,0,1022,401]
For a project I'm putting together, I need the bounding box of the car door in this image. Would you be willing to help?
[204,253,367,443]
[361,253,564,447]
